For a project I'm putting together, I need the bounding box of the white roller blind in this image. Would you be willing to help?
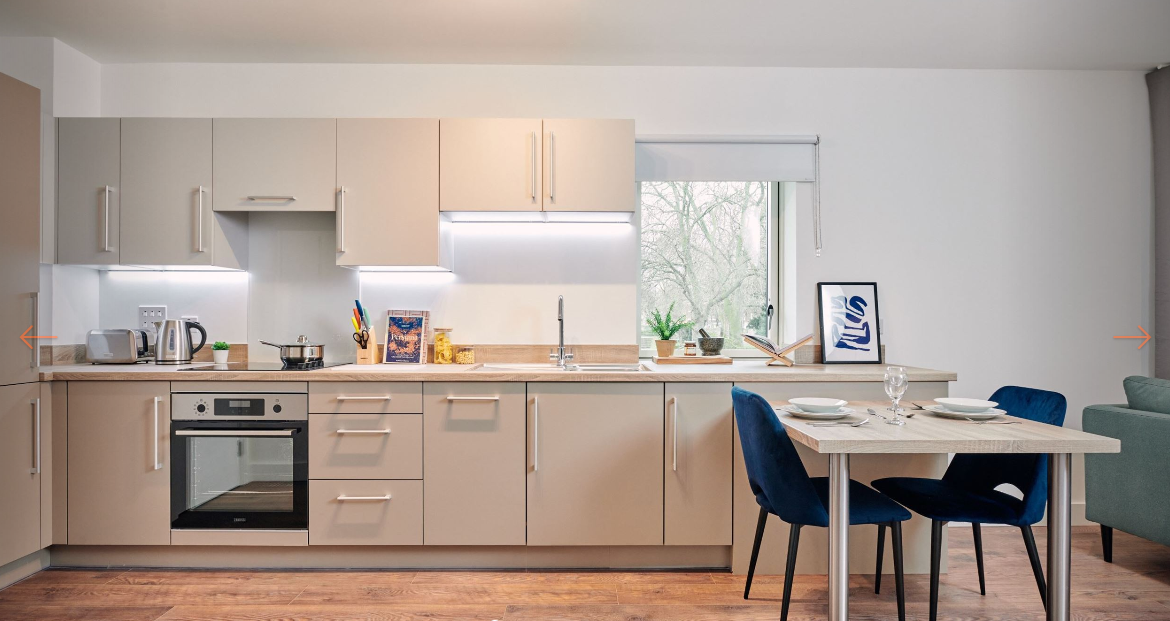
[635,135,817,182]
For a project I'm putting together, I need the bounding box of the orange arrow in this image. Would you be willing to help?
[1113,325,1151,349]
[20,325,57,349]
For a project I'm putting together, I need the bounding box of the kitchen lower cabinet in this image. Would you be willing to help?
[526,383,664,546]
[309,480,422,545]
[309,413,422,480]
[423,382,526,545]
[542,119,635,212]
[68,382,171,546]
[57,117,120,266]
[664,383,733,545]
[0,383,43,566]
[213,118,337,212]
[439,118,543,211]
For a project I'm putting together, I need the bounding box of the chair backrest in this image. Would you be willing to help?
[731,387,829,527]
[942,386,1068,524]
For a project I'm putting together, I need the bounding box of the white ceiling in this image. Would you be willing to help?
[0,0,1168,69]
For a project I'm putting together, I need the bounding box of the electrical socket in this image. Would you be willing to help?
[139,306,167,332]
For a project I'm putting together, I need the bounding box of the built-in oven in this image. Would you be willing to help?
[170,390,308,530]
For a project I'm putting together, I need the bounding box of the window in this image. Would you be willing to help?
[638,181,781,356]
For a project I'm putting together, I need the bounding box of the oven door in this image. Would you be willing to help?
[170,420,308,529]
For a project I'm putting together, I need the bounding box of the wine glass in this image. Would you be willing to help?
[884,366,908,426]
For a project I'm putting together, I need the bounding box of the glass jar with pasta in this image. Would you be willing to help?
[433,328,454,364]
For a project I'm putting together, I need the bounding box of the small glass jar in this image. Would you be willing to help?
[684,341,699,356]
[455,346,476,365]
[433,328,453,364]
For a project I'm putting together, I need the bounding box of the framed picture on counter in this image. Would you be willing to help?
[817,282,882,364]
[384,310,429,364]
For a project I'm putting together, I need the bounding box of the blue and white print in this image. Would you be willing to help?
[818,283,881,363]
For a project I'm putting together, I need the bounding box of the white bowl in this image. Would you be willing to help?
[789,398,848,413]
[935,398,998,413]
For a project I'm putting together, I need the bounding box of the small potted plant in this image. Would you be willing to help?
[211,341,231,364]
[647,303,693,358]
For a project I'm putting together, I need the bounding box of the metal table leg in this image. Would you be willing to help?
[829,453,850,621]
[1047,453,1072,621]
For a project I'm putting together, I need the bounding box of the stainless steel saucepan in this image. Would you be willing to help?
[260,335,324,364]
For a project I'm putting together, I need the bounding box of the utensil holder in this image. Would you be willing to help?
[355,326,378,365]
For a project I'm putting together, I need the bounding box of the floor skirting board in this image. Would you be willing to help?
[48,545,731,570]
[0,549,49,590]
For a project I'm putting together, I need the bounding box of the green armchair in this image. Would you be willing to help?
[1084,376,1170,562]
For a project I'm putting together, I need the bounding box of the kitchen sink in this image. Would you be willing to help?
[476,363,648,372]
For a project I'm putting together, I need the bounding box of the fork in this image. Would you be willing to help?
[964,416,1021,425]
[867,407,888,421]
[810,418,870,428]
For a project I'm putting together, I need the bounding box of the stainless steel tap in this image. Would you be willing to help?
[550,295,574,368]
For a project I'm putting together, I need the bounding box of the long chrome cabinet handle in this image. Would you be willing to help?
[548,131,555,204]
[670,396,678,472]
[446,396,500,402]
[30,292,38,369]
[153,397,162,470]
[196,185,206,252]
[335,428,391,435]
[102,185,112,252]
[532,395,539,472]
[337,495,391,502]
[31,399,41,474]
[336,395,391,401]
[175,429,296,437]
[246,195,297,201]
[530,131,537,202]
[336,186,346,252]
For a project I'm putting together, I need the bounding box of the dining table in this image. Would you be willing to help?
[778,400,1121,621]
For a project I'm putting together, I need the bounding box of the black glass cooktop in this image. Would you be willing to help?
[179,361,348,371]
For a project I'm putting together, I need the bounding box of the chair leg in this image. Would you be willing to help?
[781,523,802,621]
[875,523,886,594]
[929,520,944,621]
[891,521,906,621]
[744,506,768,599]
[972,523,986,595]
[1101,524,1113,563]
[1021,525,1047,610]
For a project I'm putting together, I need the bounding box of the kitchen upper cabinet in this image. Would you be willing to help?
[68,382,171,546]
[0,73,40,386]
[336,118,448,268]
[423,383,526,546]
[542,119,635,212]
[57,118,120,266]
[0,382,43,567]
[526,383,664,546]
[121,119,245,269]
[440,118,543,212]
[664,383,733,545]
[213,119,337,212]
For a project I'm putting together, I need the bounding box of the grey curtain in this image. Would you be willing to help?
[1153,68,1170,378]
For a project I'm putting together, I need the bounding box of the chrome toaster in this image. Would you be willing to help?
[86,329,154,364]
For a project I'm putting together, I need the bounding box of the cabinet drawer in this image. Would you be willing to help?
[309,414,422,480]
[309,382,422,413]
[309,480,422,545]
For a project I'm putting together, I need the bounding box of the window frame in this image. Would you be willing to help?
[636,180,783,359]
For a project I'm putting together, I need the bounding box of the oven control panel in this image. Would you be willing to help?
[171,393,308,421]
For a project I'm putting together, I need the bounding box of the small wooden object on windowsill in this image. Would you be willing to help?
[743,333,814,367]
[355,325,378,365]
[653,354,733,365]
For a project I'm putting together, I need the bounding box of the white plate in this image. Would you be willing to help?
[924,405,1007,421]
[788,397,849,413]
[935,397,998,413]
[777,405,855,420]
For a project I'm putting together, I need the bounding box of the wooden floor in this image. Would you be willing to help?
[2,526,1168,620]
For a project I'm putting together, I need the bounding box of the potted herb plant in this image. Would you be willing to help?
[647,303,693,358]
[211,341,231,364]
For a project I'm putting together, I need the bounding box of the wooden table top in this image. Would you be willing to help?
[774,401,1121,455]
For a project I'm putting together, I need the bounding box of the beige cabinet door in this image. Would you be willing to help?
[68,382,171,545]
[664,383,733,545]
[542,119,635,213]
[57,117,120,265]
[423,382,526,545]
[309,413,422,480]
[0,383,42,566]
[0,73,40,385]
[337,119,446,268]
[121,118,215,266]
[309,480,422,545]
[527,383,664,546]
[439,118,542,212]
[213,119,336,212]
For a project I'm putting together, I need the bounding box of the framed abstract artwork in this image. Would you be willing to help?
[816,282,882,364]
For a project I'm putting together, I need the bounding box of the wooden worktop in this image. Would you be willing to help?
[39,360,957,383]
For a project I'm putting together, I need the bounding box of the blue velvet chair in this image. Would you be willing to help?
[732,387,911,621]
[872,386,1067,621]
